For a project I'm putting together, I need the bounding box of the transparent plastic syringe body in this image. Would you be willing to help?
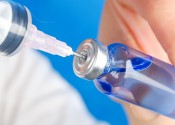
[23,24,73,57]
[0,0,73,57]
[94,43,175,119]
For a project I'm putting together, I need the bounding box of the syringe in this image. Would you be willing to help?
[0,0,84,59]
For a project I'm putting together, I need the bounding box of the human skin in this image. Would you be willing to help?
[99,0,175,125]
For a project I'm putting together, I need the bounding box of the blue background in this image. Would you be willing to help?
[14,0,128,124]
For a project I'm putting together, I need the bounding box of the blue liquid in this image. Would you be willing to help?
[94,43,175,119]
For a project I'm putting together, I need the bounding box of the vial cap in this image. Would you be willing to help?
[73,39,108,80]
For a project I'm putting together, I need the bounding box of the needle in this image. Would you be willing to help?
[73,52,86,59]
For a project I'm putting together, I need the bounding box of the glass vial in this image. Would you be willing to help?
[73,39,175,119]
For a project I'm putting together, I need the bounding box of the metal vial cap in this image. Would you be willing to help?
[73,39,108,80]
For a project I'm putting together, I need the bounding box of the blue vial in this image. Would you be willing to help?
[73,39,175,119]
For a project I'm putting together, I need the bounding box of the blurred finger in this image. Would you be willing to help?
[120,0,175,64]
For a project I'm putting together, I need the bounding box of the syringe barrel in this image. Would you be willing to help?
[73,39,175,119]
[0,0,73,57]
[0,0,31,56]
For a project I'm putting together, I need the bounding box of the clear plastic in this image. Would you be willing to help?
[94,43,175,119]
[24,24,73,57]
